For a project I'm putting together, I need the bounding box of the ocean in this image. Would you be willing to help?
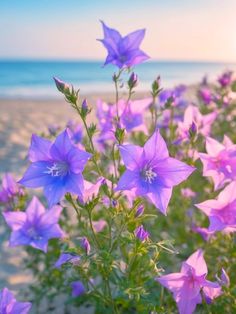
[0,60,235,99]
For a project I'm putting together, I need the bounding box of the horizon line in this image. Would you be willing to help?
[0,58,236,64]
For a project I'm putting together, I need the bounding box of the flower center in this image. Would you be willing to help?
[27,227,42,240]
[142,167,157,184]
[44,162,69,177]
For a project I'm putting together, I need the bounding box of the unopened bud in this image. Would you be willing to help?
[188,121,198,142]
[128,72,138,89]
[135,205,144,218]
[81,237,91,255]
[53,77,70,94]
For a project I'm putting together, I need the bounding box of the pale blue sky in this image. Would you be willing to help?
[1,0,236,61]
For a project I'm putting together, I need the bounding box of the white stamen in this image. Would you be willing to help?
[143,167,157,184]
[44,162,68,177]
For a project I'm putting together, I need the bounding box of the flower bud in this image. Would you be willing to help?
[188,121,198,142]
[135,205,144,218]
[151,76,161,97]
[111,199,117,207]
[134,225,149,242]
[53,77,70,94]
[220,268,230,287]
[128,72,138,89]
[82,99,88,111]
[81,237,91,255]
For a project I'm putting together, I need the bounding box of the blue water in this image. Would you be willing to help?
[0,60,235,99]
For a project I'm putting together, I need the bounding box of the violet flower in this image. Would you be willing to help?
[191,224,213,242]
[198,136,236,190]
[195,182,236,234]
[157,249,222,314]
[67,120,83,144]
[99,21,149,68]
[71,281,85,297]
[177,105,216,142]
[0,287,31,314]
[219,268,230,287]
[54,252,80,268]
[116,130,195,215]
[19,129,91,207]
[218,71,232,88]
[0,173,24,206]
[3,196,65,252]
[198,87,212,105]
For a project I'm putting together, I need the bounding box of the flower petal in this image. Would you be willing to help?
[2,211,26,230]
[28,134,51,162]
[184,249,207,276]
[147,186,172,215]
[144,130,169,161]
[119,144,143,170]
[155,157,195,187]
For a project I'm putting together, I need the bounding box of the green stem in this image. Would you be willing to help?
[87,208,101,249]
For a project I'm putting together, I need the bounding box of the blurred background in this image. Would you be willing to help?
[0,0,236,98]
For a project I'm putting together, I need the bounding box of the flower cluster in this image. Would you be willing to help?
[0,21,235,314]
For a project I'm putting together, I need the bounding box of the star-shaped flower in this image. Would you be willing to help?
[156,249,221,314]
[195,182,236,234]
[198,136,236,190]
[19,129,91,207]
[99,21,149,68]
[0,287,31,314]
[116,130,195,215]
[3,196,66,252]
[178,105,216,142]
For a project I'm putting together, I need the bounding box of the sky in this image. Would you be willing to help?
[1,0,236,62]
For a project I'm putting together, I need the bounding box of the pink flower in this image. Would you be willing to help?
[195,182,236,234]
[157,249,221,314]
[177,105,216,142]
[181,188,196,199]
[198,136,236,190]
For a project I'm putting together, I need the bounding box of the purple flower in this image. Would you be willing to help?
[92,219,107,233]
[219,268,230,287]
[0,173,24,206]
[157,249,221,314]
[71,281,85,297]
[67,120,83,144]
[218,71,232,88]
[198,136,236,190]
[78,177,104,204]
[19,129,91,207]
[198,87,212,105]
[177,105,216,142]
[3,196,65,252]
[99,21,149,68]
[0,287,31,314]
[81,237,90,255]
[195,182,236,234]
[116,130,195,215]
[134,225,149,242]
[54,252,80,268]
[191,224,213,242]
